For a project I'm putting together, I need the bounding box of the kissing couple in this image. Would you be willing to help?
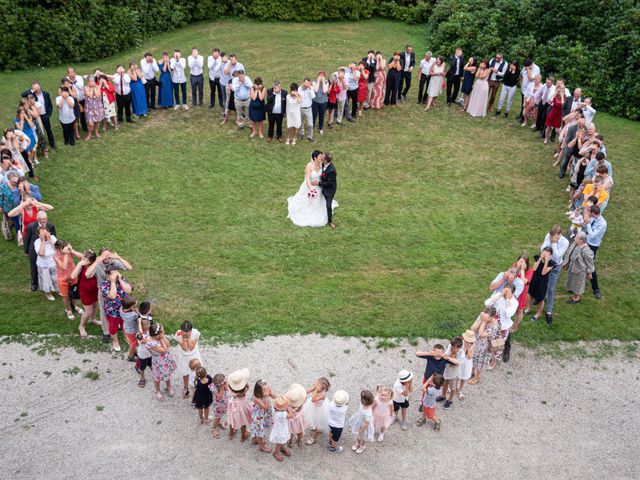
[287,150,339,229]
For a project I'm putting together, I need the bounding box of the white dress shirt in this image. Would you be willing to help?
[298,86,315,108]
[485,292,518,331]
[520,63,541,93]
[169,57,187,83]
[404,52,412,71]
[541,233,570,266]
[140,58,160,80]
[69,76,85,101]
[112,73,131,95]
[56,96,76,124]
[188,55,204,76]
[420,58,435,75]
[207,55,222,79]
[488,58,508,81]
[34,91,46,115]
[272,91,283,114]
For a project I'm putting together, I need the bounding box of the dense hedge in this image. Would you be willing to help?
[1,0,639,118]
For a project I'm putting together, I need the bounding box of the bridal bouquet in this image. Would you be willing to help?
[307,189,318,198]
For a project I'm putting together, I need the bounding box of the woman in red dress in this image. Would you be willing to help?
[544,91,564,145]
[357,62,369,116]
[71,250,100,337]
[370,52,386,110]
[7,194,54,245]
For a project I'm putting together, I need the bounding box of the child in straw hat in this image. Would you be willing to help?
[227,368,252,442]
[286,383,308,448]
[457,330,476,400]
[270,395,292,462]
[327,390,349,453]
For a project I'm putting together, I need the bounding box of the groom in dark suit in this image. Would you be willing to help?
[446,47,464,105]
[314,150,337,229]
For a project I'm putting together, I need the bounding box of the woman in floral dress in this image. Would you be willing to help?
[468,307,501,384]
[370,51,386,110]
[147,322,177,401]
[83,76,105,141]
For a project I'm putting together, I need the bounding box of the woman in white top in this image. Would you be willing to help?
[286,82,302,145]
[174,320,202,398]
[424,56,445,111]
[33,225,58,301]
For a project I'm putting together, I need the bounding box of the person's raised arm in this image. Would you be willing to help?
[7,200,27,217]
[112,253,132,271]
[117,274,132,294]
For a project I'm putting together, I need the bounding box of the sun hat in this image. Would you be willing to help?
[397,369,414,383]
[462,330,477,343]
[285,383,307,408]
[274,395,289,411]
[333,390,349,406]
[227,368,250,391]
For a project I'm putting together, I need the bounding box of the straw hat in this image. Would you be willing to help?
[333,390,349,407]
[227,368,250,391]
[285,383,307,408]
[397,369,414,383]
[462,329,477,343]
[274,395,289,411]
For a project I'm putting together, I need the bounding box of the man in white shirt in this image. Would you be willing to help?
[487,53,507,112]
[140,52,160,109]
[66,67,86,132]
[207,48,224,110]
[518,58,540,122]
[535,76,555,134]
[188,47,204,107]
[112,65,133,123]
[417,51,435,105]
[232,70,253,128]
[541,225,570,325]
[298,78,316,142]
[56,87,76,145]
[169,49,188,110]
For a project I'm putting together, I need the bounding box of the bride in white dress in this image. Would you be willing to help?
[287,155,338,227]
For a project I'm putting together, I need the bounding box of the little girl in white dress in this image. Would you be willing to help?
[302,377,330,444]
[348,390,375,454]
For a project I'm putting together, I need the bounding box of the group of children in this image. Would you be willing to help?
[114,300,481,458]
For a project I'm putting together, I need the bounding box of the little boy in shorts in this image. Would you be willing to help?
[327,390,349,453]
[417,373,444,430]
[415,343,447,411]
[120,297,139,362]
[135,318,152,388]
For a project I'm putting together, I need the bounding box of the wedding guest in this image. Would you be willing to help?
[487,53,507,112]
[225,54,245,77]
[534,77,554,134]
[112,65,133,124]
[83,76,105,140]
[248,77,266,139]
[398,44,415,102]
[518,58,541,122]
[67,67,86,132]
[23,210,56,292]
[326,74,340,128]
[56,87,76,146]
[140,52,160,109]
[169,49,188,110]
[298,78,316,141]
[345,63,360,121]
[417,51,435,105]
[424,56,445,111]
[100,267,132,352]
[21,82,56,150]
[562,88,584,116]
[286,83,302,145]
[33,225,59,301]
[335,69,349,124]
[485,285,519,363]
[232,70,253,129]
[157,52,174,109]
[188,47,204,107]
[544,91,565,144]
[370,51,386,110]
[98,73,117,129]
[70,250,100,338]
[539,225,569,325]
[459,57,477,111]
[527,248,556,321]
[312,71,329,135]
[581,98,596,125]
[363,50,376,108]
[583,205,607,299]
[219,53,232,120]
[223,53,244,118]
[13,107,37,168]
[446,47,464,105]
[356,62,369,116]
[207,48,224,110]
[522,74,542,127]
[466,59,490,118]
[559,117,586,178]
[2,129,32,178]
[563,232,595,304]
[60,77,80,141]
[494,62,519,118]
[266,81,287,143]
[128,62,149,117]
[384,52,402,106]
[25,94,48,159]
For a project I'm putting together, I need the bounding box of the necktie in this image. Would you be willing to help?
[120,76,123,95]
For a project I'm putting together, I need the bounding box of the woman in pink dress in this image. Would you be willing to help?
[370,51,386,110]
[466,58,491,118]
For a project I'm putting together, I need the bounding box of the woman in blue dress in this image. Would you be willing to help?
[248,77,266,138]
[128,62,149,117]
[460,57,477,112]
[157,52,174,109]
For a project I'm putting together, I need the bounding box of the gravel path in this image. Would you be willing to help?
[1,335,638,479]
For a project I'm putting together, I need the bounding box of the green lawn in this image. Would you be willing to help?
[1,19,639,344]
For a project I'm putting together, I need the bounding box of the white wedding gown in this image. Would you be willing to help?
[287,165,338,227]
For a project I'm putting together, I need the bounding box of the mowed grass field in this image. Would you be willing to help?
[0,20,638,344]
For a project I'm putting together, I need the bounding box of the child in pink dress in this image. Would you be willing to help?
[227,368,253,442]
[373,385,394,442]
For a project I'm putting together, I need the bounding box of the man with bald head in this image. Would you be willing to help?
[23,210,57,291]
[562,87,584,116]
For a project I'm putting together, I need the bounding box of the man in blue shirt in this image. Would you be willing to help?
[583,205,607,299]
[232,70,253,129]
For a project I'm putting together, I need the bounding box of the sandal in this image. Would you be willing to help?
[458,392,465,401]
[305,438,317,445]
[468,377,479,385]
[281,447,291,457]
[434,421,441,432]
[273,452,284,462]
[79,326,88,338]
[166,387,175,397]
[211,428,220,438]
[259,446,272,453]
[138,378,146,388]
[416,418,426,426]
[65,310,74,320]
[183,388,190,399]
[155,391,164,401]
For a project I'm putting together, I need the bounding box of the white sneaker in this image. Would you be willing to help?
[45,293,55,301]
[377,432,385,442]
[173,105,180,110]
[401,421,408,431]
[183,104,189,110]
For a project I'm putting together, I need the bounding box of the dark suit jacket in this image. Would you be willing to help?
[562,95,585,117]
[24,221,56,255]
[21,89,53,117]
[446,55,465,79]
[265,88,287,114]
[399,51,415,71]
[318,163,337,197]
[364,58,377,82]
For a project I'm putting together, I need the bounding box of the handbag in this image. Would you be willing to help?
[489,336,505,352]
[1,214,12,240]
